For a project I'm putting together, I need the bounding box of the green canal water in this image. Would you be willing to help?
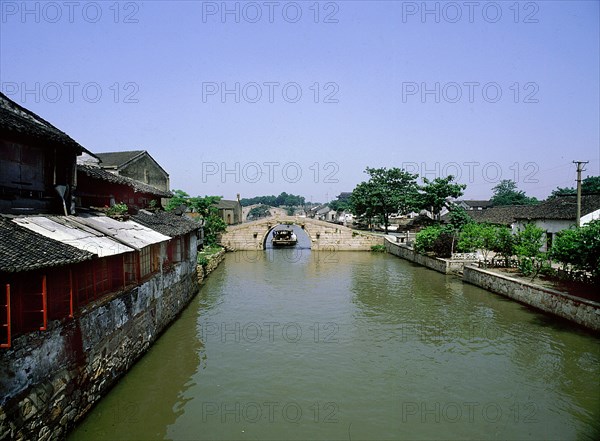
[69,250,600,441]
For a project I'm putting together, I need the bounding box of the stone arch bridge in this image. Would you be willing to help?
[220,216,383,251]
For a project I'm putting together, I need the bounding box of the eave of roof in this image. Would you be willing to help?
[0,92,88,154]
[132,211,200,237]
[78,165,173,198]
[0,216,95,273]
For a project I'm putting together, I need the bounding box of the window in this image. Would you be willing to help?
[124,252,138,284]
[94,259,110,296]
[140,247,152,278]
[168,238,183,263]
[151,244,161,273]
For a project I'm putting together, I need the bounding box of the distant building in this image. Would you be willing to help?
[217,196,243,225]
[514,194,600,251]
[95,150,170,192]
[457,205,532,227]
[77,164,172,212]
[0,92,92,214]
[457,200,492,211]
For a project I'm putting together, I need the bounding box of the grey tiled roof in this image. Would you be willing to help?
[0,216,95,273]
[461,200,492,207]
[515,194,600,220]
[467,205,532,225]
[217,200,241,210]
[95,151,145,168]
[0,92,88,153]
[132,211,200,237]
[442,205,532,226]
[78,165,173,198]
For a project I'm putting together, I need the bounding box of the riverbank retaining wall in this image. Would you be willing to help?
[0,252,224,441]
[463,265,600,331]
[384,237,476,275]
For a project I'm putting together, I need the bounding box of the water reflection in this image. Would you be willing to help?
[69,251,600,441]
[68,280,218,441]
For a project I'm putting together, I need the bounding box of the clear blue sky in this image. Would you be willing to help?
[1,1,599,202]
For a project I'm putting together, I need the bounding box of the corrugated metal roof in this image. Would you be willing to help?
[72,214,170,249]
[12,216,135,257]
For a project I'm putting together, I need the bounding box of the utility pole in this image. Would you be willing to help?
[573,160,588,227]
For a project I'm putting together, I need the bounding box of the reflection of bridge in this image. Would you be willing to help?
[220,216,382,251]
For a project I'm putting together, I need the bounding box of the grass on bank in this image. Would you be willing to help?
[197,245,224,266]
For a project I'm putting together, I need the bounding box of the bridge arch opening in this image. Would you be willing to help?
[263,223,311,250]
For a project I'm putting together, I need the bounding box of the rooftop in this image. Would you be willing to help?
[0,216,94,273]
[78,165,173,198]
[216,199,241,210]
[132,210,201,237]
[95,150,146,168]
[442,205,532,226]
[515,193,600,221]
[460,200,492,207]
[12,213,170,258]
[0,92,90,154]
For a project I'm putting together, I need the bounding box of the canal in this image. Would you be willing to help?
[69,250,600,441]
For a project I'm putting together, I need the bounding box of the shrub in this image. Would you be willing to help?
[551,219,600,282]
[414,225,443,253]
[371,244,386,252]
[514,223,546,280]
[432,232,453,258]
[106,203,128,217]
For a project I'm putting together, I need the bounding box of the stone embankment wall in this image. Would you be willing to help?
[463,266,600,331]
[384,236,476,275]
[384,237,599,332]
[0,253,224,441]
[197,249,226,284]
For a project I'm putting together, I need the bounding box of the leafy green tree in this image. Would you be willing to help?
[491,180,538,206]
[549,186,576,199]
[240,192,305,207]
[329,198,349,214]
[548,176,600,199]
[458,222,497,263]
[414,225,443,254]
[247,205,271,220]
[350,181,377,230]
[166,190,227,246]
[491,226,516,267]
[514,223,546,279]
[350,167,419,233]
[574,219,600,281]
[550,228,580,270]
[551,220,600,282]
[419,176,466,220]
[444,205,472,254]
[582,176,600,193]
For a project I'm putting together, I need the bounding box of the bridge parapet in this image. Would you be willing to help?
[220,216,382,251]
